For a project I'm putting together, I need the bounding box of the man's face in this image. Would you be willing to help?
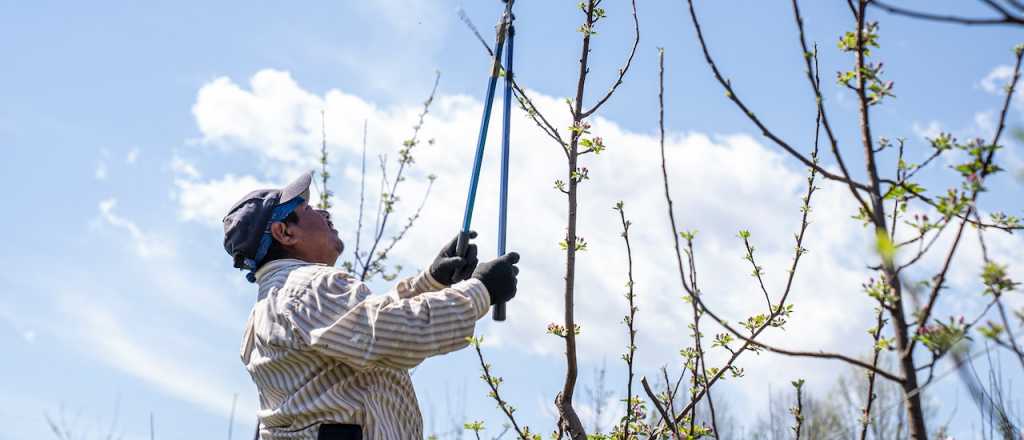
[281,201,345,265]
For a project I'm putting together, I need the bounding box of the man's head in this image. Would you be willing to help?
[265,199,344,265]
[222,171,344,281]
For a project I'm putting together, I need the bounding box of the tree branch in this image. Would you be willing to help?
[359,72,440,281]
[579,0,640,118]
[685,0,874,193]
[909,46,1023,349]
[859,306,885,440]
[352,120,368,272]
[365,176,436,278]
[657,24,834,430]
[641,377,679,440]
[791,0,871,212]
[471,340,533,440]
[614,201,638,440]
[457,7,567,149]
[870,0,1024,26]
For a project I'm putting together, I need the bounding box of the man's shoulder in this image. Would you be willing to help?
[259,260,363,296]
[258,259,343,284]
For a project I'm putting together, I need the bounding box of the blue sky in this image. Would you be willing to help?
[2,1,1023,439]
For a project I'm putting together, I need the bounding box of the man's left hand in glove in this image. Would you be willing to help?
[429,231,479,286]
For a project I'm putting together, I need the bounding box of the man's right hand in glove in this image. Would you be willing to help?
[472,252,520,305]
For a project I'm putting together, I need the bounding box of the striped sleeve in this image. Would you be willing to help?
[285,270,491,370]
[392,270,447,299]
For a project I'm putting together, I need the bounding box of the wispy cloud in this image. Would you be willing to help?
[126,148,140,165]
[980,65,1017,96]
[56,295,241,418]
[95,161,108,180]
[911,120,943,140]
[0,305,36,345]
[170,155,201,179]
[97,198,173,258]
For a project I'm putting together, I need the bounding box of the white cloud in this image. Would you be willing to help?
[185,69,1024,420]
[126,148,140,165]
[192,71,324,172]
[979,64,1024,123]
[0,306,36,345]
[973,110,998,139]
[170,155,201,179]
[97,198,173,258]
[912,120,943,141]
[56,295,240,418]
[174,173,275,227]
[95,161,108,180]
[979,65,1016,96]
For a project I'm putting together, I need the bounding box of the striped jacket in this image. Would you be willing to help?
[240,258,491,439]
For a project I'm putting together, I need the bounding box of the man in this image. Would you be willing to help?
[223,171,521,440]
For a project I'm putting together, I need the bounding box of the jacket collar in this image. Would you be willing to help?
[254,258,316,284]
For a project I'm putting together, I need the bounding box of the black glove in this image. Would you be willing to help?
[429,231,479,285]
[472,252,520,305]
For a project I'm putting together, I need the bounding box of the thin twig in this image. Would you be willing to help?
[972,207,1024,369]
[471,341,532,440]
[791,380,805,440]
[360,72,441,280]
[791,0,871,212]
[641,377,679,440]
[859,307,885,440]
[909,46,1023,349]
[659,12,837,430]
[353,119,368,271]
[871,0,1024,26]
[579,0,640,118]
[458,8,566,148]
[685,0,873,193]
[317,110,332,210]
[457,7,494,56]
[614,201,638,440]
[367,177,437,277]
[661,367,679,433]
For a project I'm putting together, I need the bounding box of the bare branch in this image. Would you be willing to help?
[457,7,495,56]
[556,1,600,436]
[614,201,638,440]
[859,307,885,440]
[641,377,680,440]
[511,81,568,149]
[457,7,566,148]
[871,0,1024,26]
[791,0,871,212]
[365,176,436,277]
[657,28,834,432]
[878,182,1022,232]
[741,235,773,309]
[471,340,533,440]
[971,207,1024,369]
[579,0,640,118]
[359,72,441,280]
[743,333,904,382]
[791,380,805,440]
[316,110,332,210]
[909,46,1024,346]
[685,0,873,193]
[353,119,368,270]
